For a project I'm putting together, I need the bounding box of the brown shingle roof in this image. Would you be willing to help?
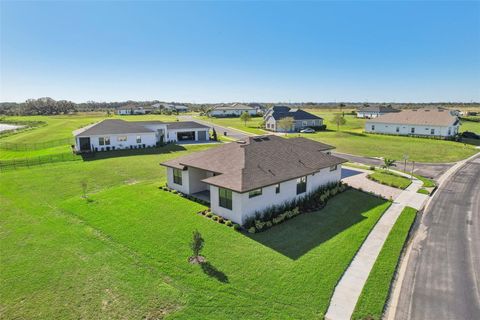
[161,135,345,192]
[74,119,155,136]
[367,108,458,126]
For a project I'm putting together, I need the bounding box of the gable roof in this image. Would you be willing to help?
[269,107,322,121]
[161,135,344,192]
[74,119,155,136]
[367,108,459,126]
[357,105,400,113]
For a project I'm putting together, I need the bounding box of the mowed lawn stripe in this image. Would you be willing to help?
[61,184,390,319]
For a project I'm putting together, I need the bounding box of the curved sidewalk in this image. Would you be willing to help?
[326,171,427,320]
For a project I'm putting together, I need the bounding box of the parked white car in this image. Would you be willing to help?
[300,128,315,133]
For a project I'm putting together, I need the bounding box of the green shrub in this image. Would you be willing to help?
[255,220,265,231]
[172,190,178,194]
[248,227,256,234]
[226,221,233,227]
[206,212,213,218]
[212,215,218,221]
[218,217,224,224]
[233,224,241,231]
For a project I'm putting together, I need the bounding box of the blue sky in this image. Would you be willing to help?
[1,1,479,103]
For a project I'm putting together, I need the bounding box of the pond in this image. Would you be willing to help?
[0,123,24,133]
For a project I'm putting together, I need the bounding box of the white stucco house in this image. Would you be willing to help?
[356,105,400,118]
[208,103,258,117]
[116,107,151,115]
[365,108,460,138]
[161,135,346,225]
[73,119,210,152]
[264,106,323,132]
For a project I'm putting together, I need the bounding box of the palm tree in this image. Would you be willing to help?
[382,158,396,171]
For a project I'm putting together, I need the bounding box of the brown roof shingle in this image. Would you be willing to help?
[367,108,458,126]
[161,135,345,192]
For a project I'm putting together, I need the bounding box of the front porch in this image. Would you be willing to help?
[192,190,211,203]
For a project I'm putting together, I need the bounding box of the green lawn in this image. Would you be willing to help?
[1,145,390,319]
[352,207,417,320]
[198,116,267,135]
[460,118,480,133]
[368,170,412,190]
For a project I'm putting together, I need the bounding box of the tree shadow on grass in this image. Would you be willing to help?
[200,261,229,283]
[81,144,187,161]
[246,190,387,260]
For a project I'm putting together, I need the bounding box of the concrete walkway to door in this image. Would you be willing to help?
[326,169,428,320]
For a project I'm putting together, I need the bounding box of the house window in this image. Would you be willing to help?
[99,137,110,146]
[430,129,435,135]
[136,136,142,143]
[302,121,308,126]
[296,176,307,195]
[330,165,337,172]
[396,127,400,133]
[411,127,415,134]
[173,168,182,185]
[117,136,127,142]
[248,188,262,198]
[448,128,451,135]
[371,125,375,131]
[219,188,232,210]
[275,183,280,194]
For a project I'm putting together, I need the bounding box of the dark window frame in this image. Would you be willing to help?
[296,176,307,195]
[275,183,281,194]
[173,168,182,185]
[219,188,232,210]
[248,188,262,198]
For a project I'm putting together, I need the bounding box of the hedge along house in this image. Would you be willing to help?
[365,108,460,138]
[263,106,323,132]
[161,135,346,225]
[73,119,211,153]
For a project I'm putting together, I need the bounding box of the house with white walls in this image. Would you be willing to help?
[208,103,258,117]
[365,108,460,138]
[264,106,323,132]
[356,105,400,118]
[161,135,346,225]
[73,119,210,152]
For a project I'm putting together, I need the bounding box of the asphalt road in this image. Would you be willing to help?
[178,115,251,140]
[394,154,480,320]
[334,152,453,180]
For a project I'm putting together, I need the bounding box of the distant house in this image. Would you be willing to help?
[365,108,460,138]
[73,119,210,153]
[161,104,189,113]
[116,107,150,115]
[356,105,400,118]
[161,135,345,225]
[208,103,258,117]
[264,106,323,132]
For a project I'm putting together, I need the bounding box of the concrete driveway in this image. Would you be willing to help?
[341,167,402,200]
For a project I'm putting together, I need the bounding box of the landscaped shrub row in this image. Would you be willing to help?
[159,185,210,206]
[367,171,412,190]
[196,209,240,230]
[243,181,348,233]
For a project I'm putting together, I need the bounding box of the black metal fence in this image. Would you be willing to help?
[0,138,74,151]
[0,152,81,172]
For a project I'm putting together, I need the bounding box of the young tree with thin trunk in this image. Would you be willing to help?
[278,117,294,133]
[240,111,251,126]
[382,158,396,171]
[330,114,346,131]
[189,230,205,263]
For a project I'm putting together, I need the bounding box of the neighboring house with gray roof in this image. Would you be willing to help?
[161,135,345,225]
[365,108,460,138]
[208,103,258,117]
[264,106,323,132]
[356,105,400,118]
[73,119,210,152]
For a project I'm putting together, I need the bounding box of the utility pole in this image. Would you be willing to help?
[411,161,415,179]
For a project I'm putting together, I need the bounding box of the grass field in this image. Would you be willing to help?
[352,207,417,320]
[0,141,391,319]
[198,116,267,135]
[367,170,412,190]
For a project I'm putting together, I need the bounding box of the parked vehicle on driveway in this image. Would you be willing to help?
[300,127,315,133]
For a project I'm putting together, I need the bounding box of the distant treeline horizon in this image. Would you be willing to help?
[0,97,479,116]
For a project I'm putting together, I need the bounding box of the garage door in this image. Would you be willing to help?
[177,131,195,141]
[197,130,207,141]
